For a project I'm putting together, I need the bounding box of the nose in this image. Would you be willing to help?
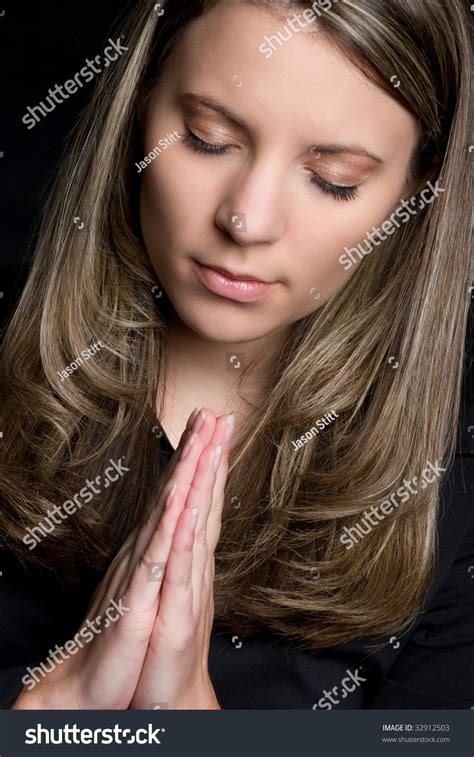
[215,158,287,246]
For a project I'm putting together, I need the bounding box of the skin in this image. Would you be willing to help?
[138,0,420,447]
[14,407,230,709]
[15,1,425,710]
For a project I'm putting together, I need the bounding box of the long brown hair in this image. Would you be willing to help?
[0,0,471,648]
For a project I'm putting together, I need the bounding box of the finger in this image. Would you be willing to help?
[83,411,217,632]
[187,415,227,522]
[152,408,216,520]
[170,408,216,494]
[187,406,201,428]
[123,487,185,622]
[92,484,183,619]
[151,504,198,650]
[124,410,216,584]
[77,490,187,706]
[192,413,227,539]
[207,413,234,552]
[154,406,204,482]
[201,554,216,641]
[184,441,221,619]
[86,543,132,619]
[207,414,229,455]
[96,487,185,661]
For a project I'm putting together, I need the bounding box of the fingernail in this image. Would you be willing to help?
[187,407,201,429]
[213,442,223,472]
[180,432,197,460]
[193,408,207,434]
[165,484,177,509]
[190,506,199,531]
[178,426,190,449]
[224,412,235,443]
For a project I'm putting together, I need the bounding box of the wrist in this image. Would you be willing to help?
[12,674,77,710]
[12,685,50,709]
[205,692,221,710]
[176,679,221,710]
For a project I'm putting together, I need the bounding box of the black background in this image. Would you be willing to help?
[0,0,133,323]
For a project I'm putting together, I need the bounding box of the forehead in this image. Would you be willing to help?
[157,0,418,159]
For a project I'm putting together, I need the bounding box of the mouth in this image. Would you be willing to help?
[193,259,277,303]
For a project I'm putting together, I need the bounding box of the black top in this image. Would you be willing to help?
[1,349,473,710]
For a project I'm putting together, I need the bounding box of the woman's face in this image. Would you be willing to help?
[139,0,419,344]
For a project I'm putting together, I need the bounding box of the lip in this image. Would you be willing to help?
[193,260,277,303]
[205,262,269,283]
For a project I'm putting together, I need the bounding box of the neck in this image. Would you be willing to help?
[164,309,290,415]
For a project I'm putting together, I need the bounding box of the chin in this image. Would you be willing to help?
[172,298,277,344]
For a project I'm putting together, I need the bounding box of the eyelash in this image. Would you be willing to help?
[309,173,359,202]
[182,128,229,156]
[182,128,360,202]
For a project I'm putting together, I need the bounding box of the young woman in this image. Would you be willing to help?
[1,0,472,709]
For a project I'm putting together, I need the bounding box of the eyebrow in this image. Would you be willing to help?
[180,92,248,129]
[310,144,383,163]
[180,91,384,164]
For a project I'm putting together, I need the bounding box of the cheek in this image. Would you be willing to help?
[293,181,408,300]
[140,152,220,254]
[290,214,361,303]
[141,160,187,234]
[292,252,351,314]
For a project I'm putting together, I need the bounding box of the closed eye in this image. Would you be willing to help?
[182,128,230,156]
[309,172,359,202]
[182,128,360,202]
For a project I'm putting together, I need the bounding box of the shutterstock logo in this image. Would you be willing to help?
[22,457,130,550]
[312,666,367,710]
[22,37,129,130]
[339,180,446,271]
[339,459,447,550]
[259,1,344,58]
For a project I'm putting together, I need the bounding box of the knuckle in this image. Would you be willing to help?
[140,550,155,568]
[167,568,192,589]
[173,631,194,651]
[139,550,164,577]
[194,528,208,548]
